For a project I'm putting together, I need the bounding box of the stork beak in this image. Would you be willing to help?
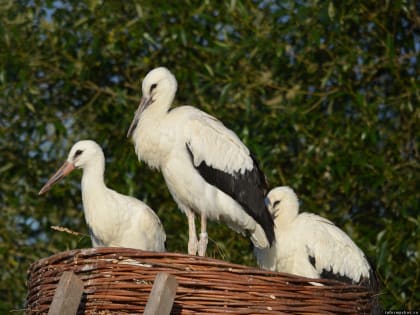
[127,96,153,138]
[264,197,271,208]
[38,161,75,195]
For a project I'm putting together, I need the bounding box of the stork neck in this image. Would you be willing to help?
[147,103,168,119]
[154,97,173,116]
[275,199,299,226]
[147,89,175,117]
[80,160,107,198]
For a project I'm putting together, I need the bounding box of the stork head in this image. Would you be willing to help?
[265,186,300,222]
[66,140,104,169]
[127,67,178,138]
[38,140,104,195]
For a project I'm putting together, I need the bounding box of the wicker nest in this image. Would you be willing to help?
[26,247,374,314]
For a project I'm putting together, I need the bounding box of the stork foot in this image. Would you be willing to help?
[198,232,208,257]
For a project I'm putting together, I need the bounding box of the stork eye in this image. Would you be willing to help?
[74,150,83,158]
[272,200,281,208]
[150,83,157,92]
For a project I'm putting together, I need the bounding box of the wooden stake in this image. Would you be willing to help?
[144,272,178,315]
[48,271,84,315]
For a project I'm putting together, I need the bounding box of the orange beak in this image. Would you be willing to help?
[38,161,75,195]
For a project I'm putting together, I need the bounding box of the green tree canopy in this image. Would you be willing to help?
[0,0,418,311]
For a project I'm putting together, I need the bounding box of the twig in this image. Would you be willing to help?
[50,226,89,237]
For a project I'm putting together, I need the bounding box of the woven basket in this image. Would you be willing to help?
[26,247,374,314]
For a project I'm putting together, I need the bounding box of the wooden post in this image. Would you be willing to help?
[143,272,178,315]
[48,271,84,315]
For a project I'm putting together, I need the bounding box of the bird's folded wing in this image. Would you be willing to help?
[301,213,370,282]
[185,112,253,174]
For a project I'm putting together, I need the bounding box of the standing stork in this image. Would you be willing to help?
[127,67,274,256]
[39,140,166,252]
[254,186,380,293]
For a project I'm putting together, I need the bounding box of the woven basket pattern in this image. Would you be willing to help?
[26,247,374,314]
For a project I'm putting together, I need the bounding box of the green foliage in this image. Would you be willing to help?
[0,0,418,311]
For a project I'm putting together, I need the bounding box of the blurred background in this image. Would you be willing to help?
[0,0,418,311]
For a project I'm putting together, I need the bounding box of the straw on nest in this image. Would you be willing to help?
[26,247,375,314]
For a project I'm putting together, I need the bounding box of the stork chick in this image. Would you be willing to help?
[39,140,166,251]
[254,186,379,293]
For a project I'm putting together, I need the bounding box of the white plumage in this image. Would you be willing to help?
[39,140,166,252]
[254,186,378,291]
[127,67,274,256]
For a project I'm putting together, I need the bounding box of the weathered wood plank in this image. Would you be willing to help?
[143,272,178,315]
[48,271,84,315]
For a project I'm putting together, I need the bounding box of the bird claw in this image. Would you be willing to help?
[198,232,208,257]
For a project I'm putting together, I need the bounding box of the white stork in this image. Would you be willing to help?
[127,67,274,256]
[254,186,379,292]
[39,140,166,252]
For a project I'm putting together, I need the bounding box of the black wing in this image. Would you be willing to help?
[187,145,274,245]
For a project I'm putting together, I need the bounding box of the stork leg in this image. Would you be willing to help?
[198,212,208,257]
[186,208,198,255]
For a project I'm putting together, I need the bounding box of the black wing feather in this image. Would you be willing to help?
[319,267,357,284]
[312,253,381,292]
[186,145,275,245]
[308,254,381,314]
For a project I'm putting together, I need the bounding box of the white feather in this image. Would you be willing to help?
[184,108,253,173]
